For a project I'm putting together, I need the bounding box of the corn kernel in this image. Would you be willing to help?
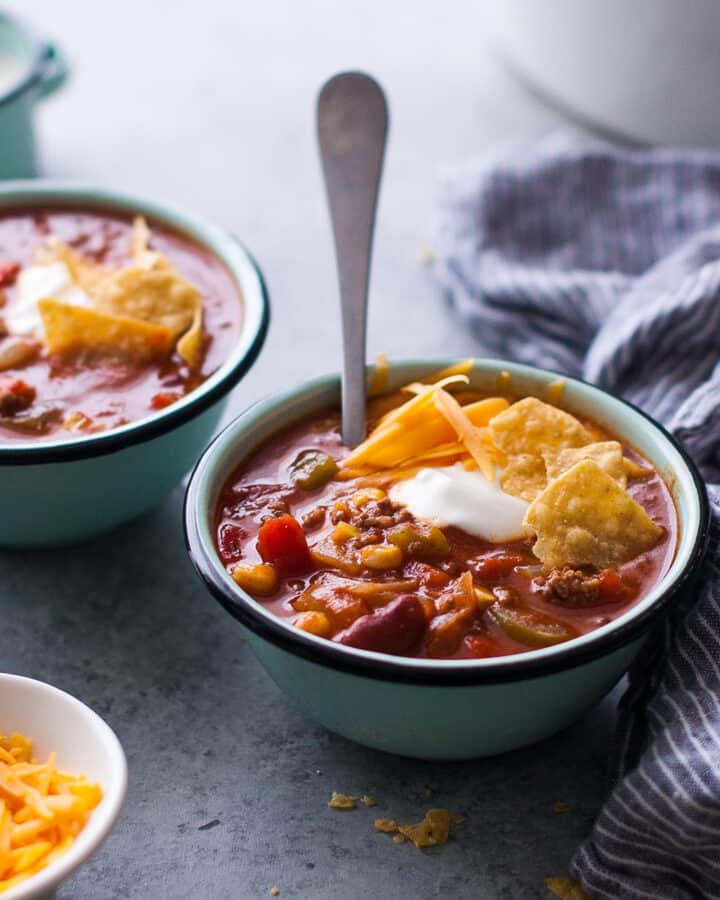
[231,562,278,596]
[64,411,94,432]
[293,610,332,637]
[351,487,387,507]
[360,543,403,570]
[332,522,361,544]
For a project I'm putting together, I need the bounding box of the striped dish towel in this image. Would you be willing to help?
[434,134,720,900]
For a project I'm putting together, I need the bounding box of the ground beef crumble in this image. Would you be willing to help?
[535,567,602,608]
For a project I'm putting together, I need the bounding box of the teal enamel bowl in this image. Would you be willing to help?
[185,360,709,759]
[0,183,269,547]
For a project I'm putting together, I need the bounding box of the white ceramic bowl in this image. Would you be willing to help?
[0,674,127,900]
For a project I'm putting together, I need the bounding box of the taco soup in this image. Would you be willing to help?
[214,362,677,660]
[0,208,243,442]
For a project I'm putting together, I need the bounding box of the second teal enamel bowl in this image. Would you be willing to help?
[185,360,709,759]
[0,12,70,179]
[0,184,269,547]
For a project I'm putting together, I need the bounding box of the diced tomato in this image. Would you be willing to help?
[598,569,627,604]
[405,560,451,589]
[150,391,181,410]
[257,514,311,575]
[0,376,35,415]
[0,262,20,288]
[218,522,247,562]
[473,553,525,579]
[464,634,497,658]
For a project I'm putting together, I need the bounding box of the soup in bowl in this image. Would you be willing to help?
[0,183,268,546]
[185,360,708,759]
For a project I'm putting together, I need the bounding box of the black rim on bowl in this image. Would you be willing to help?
[184,368,711,687]
[0,191,270,465]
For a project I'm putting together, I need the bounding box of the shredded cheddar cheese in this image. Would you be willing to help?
[339,364,508,482]
[420,358,474,384]
[545,379,566,406]
[369,352,389,396]
[497,369,512,393]
[432,390,495,481]
[0,733,102,893]
[376,375,468,429]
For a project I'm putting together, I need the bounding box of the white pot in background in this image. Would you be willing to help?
[484,0,720,147]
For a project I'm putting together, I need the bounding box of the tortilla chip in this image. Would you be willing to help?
[489,397,593,457]
[500,453,547,502]
[176,304,204,370]
[35,238,108,294]
[92,265,199,337]
[38,222,205,369]
[397,809,451,848]
[38,297,173,361]
[131,216,152,258]
[544,441,627,489]
[374,818,399,833]
[624,457,653,479]
[130,216,170,270]
[328,792,357,810]
[524,459,663,569]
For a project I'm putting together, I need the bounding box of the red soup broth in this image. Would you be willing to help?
[0,208,243,442]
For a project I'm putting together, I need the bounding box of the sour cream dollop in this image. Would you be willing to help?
[7,262,91,336]
[389,464,529,543]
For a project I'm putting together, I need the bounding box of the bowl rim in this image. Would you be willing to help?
[0,181,270,464]
[0,673,127,900]
[184,358,711,686]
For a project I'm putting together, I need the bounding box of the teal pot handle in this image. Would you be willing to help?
[36,42,70,100]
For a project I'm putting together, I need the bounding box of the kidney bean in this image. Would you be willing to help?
[335,595,425,654]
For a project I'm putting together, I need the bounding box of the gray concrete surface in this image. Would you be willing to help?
[5,2,615,897]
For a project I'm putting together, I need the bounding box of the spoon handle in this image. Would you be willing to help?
[317,72,388,448]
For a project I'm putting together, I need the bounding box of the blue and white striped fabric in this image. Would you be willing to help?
[434,134,720,899]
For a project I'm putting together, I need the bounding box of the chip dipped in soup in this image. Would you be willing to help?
[0,208,243,442]
[214,361,677,660]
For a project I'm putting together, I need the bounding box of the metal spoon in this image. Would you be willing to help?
[317,71,389,448]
